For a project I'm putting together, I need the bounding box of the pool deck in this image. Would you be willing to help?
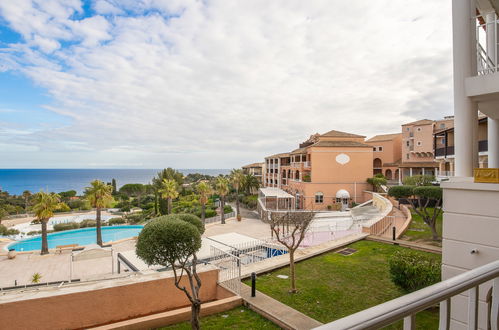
[0,217,272,288]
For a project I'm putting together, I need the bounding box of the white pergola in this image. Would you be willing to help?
[258,187,295,211]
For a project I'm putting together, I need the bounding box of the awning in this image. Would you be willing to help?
[259,187,294,198]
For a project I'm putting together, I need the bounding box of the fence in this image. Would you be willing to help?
[204,211,235,225]
[209,245,241,294]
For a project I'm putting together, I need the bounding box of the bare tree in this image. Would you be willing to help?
[269,211,315,293]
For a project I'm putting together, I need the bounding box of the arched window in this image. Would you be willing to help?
[373,158,382,168]
[295,170,300,180]
[315,192,324,204]
[385,169,392,180]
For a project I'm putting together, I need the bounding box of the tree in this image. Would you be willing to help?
[230,169,245,220]
[119,184,146,206]
[0,207,8,225]
[215,177,229,224]
[159,179,179,215]
[22,190,32,214]
[152,168,184,214]
[269,211,315,293]
[196,181,212,223]
[58,190,77,200]
[85,180,114,246]
[367,174,387,192]
[111,178,117,194]
[243,174,260,195]
[32,191,61,255]
[402,174,435,186]
[136,215,203,330]
[388,185,443,240]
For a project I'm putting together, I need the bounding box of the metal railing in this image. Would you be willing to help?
[204,211,235,224]
[476,13,498,75]
[314,259,499,330]
[209,245,241,295]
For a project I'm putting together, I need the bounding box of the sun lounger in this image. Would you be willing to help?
[55,244,80,254]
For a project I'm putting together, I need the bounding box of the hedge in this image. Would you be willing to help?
[388,250,441,292]
[53,222,80,232]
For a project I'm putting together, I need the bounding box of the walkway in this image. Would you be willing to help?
[240,283,323,330]
[366,236,442,254]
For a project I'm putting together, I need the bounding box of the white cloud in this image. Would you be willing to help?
[0,0,453,168]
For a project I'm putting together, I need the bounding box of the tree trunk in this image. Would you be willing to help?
[235,189,240,217]
[220,197,225,224]
[201,203,206,223]
[167,198,172,215]
[96,207,103,247]
[429,222,440,241]
[289,249,297,293]
[41,220,49,255]
[190,301,201,330]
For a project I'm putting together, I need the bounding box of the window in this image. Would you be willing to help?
[315,192,324,204]
[406,141,410,147]
[440,123,445,128]
[406,153,410,159]
[406,127,410,131]
[417,141,422,146]
[417,127,421,132]
[378,146,383,152]
[441,138,446,145]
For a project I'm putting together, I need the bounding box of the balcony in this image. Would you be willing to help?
[314,259,499,329]
[476,12,498,76]
[435,146,455,157]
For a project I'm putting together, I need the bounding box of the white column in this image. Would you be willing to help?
[409,168,413,176]
[485,12,497,71]
[452,0,477,177]
[435,168,439,177]
[398,169,402,185]
[489,117,499,168]
[422,168,425,175]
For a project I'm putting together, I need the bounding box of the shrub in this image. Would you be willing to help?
[204,209,217,218]
[0,224,7,235]
[108,217,126,225]
[6,228,20,235]
[125,213,143,224]
[79,219,96,228]
[224,205,233,214]
[403,175,435,186]
[388,185,415,200]
[388,250,441,292]
[53,222,80,232]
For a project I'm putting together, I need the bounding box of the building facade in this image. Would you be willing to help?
[242,162,265,185]
[365,133,402,180]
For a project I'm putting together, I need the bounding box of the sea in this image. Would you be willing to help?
[0,169,231,195]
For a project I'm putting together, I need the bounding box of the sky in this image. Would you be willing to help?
[0,0,453,169]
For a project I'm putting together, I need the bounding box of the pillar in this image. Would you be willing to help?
[489,118,499,168]
[422,168,425,175]
[398,168,402,185]
[452,0,477,177]
[409,168,413,176]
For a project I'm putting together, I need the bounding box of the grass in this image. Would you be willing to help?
[243,240,441,329]
[401,208,443,246]
[158,306,279,329]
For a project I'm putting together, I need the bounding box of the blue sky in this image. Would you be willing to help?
[0,0,453,169]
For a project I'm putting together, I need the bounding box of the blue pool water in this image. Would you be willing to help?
[7,226,144,251]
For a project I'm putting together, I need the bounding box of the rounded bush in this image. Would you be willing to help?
[224,205,233,214]
[151,214,204,235]
[136,218,202,267]
[388,250,441,292]
[0,224,7,236]
[53,222,80,232]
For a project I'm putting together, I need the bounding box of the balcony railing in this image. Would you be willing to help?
[479,140,488,153]
[314,259,499,330]
[476,13,498,75]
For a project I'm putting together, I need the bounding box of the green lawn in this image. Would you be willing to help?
[159,306,279,330]
[401,208,443,246]
[243,240,441,329]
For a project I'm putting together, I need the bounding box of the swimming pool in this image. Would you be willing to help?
[7,225,144,252]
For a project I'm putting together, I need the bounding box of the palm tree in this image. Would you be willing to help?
[152,168,184,215]
[159,179,179,215]
[230,169,245,220]
[85,180,114,246]
[0,207,8,225]
[32,191,61,255]
[196,181,213,223]
[22,190,32,214]
[243,174,260,195]
[215,177,230,224]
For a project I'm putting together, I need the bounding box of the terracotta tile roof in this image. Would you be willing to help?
[320,130,366,138]
[310,140,372,148]
[242,162,264,168]
[265,152,290,159]
[402,119,434,126]
[290,147,308,154]
[365,133,401,142]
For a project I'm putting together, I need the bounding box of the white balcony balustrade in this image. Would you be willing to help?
[476,12,498,75]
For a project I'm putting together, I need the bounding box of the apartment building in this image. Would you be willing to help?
[398,118,453,182]
[434,116,489,176]
[241,162,265,185]
[365,133,402,180]
[263,130,372,211]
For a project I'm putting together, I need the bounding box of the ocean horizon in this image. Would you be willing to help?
[0,169,231,195]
